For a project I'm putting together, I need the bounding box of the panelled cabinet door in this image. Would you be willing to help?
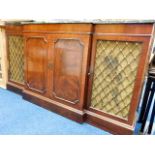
[53,39,83,104]
[50,37,87,106]
[25,36,48,94]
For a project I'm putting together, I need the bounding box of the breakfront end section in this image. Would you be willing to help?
[5,23,24,93]
[86,23,155,134]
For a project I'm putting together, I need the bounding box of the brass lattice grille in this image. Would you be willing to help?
[91,40,142,119]
[8,35,24,84]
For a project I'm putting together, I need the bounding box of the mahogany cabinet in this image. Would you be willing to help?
[4,20,155,134]
[5,23,24,93]
[23,24,92,123]
[0,25,7,88]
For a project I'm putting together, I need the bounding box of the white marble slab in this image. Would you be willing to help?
[20,19,155,24]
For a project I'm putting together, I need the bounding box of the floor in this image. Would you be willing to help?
[0,88,110,135]
[0,88,154,135]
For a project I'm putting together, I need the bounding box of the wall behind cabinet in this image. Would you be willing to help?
[0,26,7,88]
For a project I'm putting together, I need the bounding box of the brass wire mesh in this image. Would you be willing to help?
[8,36,24,84]
[91,40,142,119]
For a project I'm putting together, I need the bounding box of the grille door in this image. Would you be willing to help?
[89,40,143,120]
[8,35,24,84]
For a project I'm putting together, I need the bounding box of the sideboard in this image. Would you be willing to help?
[5,20,155,134]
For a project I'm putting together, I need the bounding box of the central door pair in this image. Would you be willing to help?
[24,34,90,110]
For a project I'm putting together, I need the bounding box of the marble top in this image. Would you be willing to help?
[20,19,155,24]
[4,20,34,25]
[2,19,155,25]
